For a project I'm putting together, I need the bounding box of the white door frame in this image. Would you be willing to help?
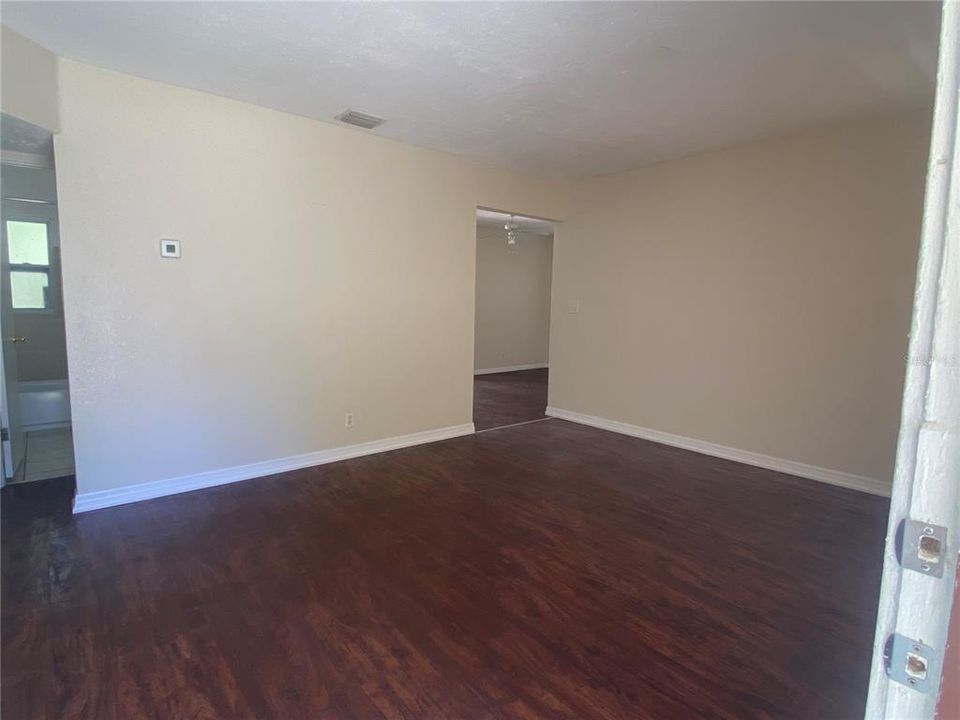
[865,2,960,717]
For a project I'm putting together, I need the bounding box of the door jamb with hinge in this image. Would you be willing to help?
[864,2,960,718]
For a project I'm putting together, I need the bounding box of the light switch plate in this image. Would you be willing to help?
[160,239,181,258]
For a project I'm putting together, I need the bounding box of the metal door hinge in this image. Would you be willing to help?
[0,427,8,442]
[884,634,938,693]
[897,519,948,578]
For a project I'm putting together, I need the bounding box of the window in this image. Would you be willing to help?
[6,220,52,311]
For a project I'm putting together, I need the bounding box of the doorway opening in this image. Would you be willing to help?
[0,114,75,488]
[473,208,554,432]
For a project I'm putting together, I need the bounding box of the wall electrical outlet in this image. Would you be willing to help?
[567,300,581,314]
[344,412,355,428]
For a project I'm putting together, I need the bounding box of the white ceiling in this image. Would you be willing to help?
[1,2,940,178]
[477,209,553,236]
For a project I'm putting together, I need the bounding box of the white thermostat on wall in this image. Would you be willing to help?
[160,239,181,258]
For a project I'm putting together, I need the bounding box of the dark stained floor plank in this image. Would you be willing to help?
[473,368,548,431]
[1,419,889,719]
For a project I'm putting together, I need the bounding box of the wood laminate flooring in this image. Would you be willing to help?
[1,419,889,719]
[473,368,548,431]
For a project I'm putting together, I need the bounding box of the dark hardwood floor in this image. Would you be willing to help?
[1,419,889,720]
[473,368,548,431]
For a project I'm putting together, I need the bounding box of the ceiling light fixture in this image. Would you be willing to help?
[505,215,520,246]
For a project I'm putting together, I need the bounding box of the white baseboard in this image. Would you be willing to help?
[545,406,890,497]
[475,363,548,375]
[73,422,476,514]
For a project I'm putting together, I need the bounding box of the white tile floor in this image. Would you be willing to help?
[14,427,75,484]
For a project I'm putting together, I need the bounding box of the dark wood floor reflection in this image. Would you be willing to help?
[1,419,889,719]
[473,367,548,430]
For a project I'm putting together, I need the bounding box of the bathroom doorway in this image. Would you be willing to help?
[0,115,74,486]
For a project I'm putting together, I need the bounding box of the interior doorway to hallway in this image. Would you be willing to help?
[473,208,554,432]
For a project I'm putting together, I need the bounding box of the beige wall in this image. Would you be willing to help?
[45,58,929,495]
[474,227,552,371]
[54,60,571,495]
[1,27,59,131]
[550,112,930,484]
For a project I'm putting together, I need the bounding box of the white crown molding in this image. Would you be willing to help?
[474,363,548,375]
[545,406,890,497]
[1,149,54,169]
[73,422,476,513]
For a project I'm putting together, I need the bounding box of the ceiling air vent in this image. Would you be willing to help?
[335,109,385,130]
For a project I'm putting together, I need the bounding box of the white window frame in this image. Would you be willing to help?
[3,213,58,315]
